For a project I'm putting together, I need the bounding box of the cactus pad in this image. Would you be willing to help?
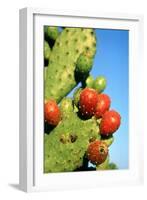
[44,99,100,173]
[45,28,96,103]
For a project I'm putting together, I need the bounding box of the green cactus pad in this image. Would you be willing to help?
[44,41,51,60]
[44,111,100,173]
[60,97,74,119]
[45,28,96,103]
[44,67,47,81]
[73,87,82,107]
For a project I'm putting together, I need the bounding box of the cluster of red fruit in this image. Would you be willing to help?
[79,88,121,165]
[44,87,121,167]
[79,88,121,136]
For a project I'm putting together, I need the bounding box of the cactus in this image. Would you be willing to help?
[44,41,51,61]
[108,163,118,169]
[60,97,74,119]
[101,135,114,147]
[76,53,93,74]
[96,156,118,170]
[44,27,120,172]
[44,67,47,81]
[85,75,94,88]
[73,87,82,107]
[93,76,107,93]
[44,26,60,41]
[45,28,96,103]
[44,98,100,173]
[96,155,110,170]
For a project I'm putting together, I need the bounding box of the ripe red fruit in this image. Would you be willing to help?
[44,100,61,126]
[100,110,121,136]
[94,94,111,119]
[79,88,98,117]
[87,140,108,165]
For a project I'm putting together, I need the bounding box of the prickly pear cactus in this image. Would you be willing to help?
[44,98,100,173]
[45,28,96,103]
[44,27,120,173]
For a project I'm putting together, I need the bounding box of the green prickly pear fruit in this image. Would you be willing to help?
[76,53,93,74]
[44,26,59,41]
[93,76,107,93]
[85,75,94,88]
[108,163,118,169]
[44,41,51,60]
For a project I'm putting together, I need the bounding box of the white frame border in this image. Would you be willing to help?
[19,8,144,192]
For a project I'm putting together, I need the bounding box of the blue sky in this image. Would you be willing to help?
[69,29,129,169]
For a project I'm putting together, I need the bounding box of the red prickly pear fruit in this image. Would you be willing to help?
[79,88,98,117]
[100,110,121,136]
[44,100,61,126]
[87,140,108,165]
[94,94,111,119]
